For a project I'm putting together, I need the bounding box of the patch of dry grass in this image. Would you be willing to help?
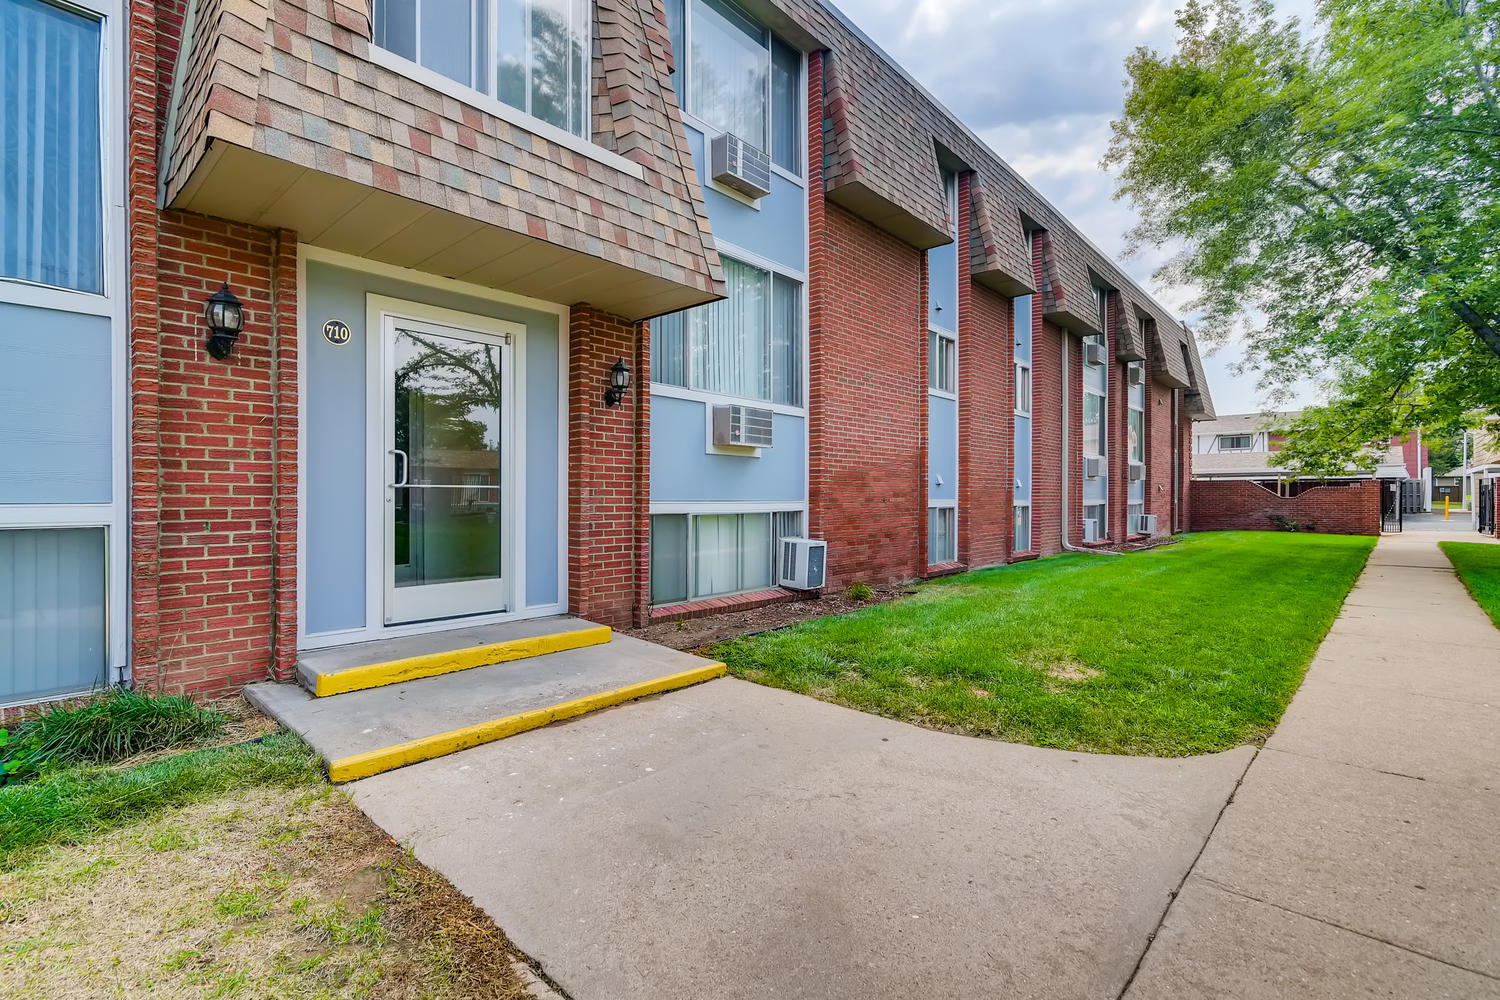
[0,782,531,999]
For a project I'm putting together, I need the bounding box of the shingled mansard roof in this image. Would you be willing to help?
[743,0,1215,417]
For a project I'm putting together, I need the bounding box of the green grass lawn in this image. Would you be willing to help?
[716,532,1375,756]
[1439,541,1500,629]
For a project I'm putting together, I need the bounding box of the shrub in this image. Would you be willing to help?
[844,582,876,602]
[4,689,229,776]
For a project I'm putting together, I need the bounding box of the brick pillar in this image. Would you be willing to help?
[807,50,828,542]
[568,305,649,629]
[270,232,299,681]
[129,0,162,688]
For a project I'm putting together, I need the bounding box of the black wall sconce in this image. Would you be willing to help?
[203,282,245,360]
[604,357,631,407]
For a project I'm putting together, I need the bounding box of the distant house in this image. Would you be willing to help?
[1193,412,1428,497]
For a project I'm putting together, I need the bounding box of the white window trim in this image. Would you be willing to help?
[365,46,645,182]
[650,240,807,411]
[927,501,958,565]
[1013,502,1033,552]
[1014,360,1032,417]
[676,0,805,181]
[929,329,957,398]
[648,505,805,605]
[0,0,129,685]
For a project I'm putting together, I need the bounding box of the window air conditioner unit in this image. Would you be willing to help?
[712,404,774,448]
[1128,365,1144,386]
[1085,341,1107,367]
[1083,518,1102,543]
[1137,514,1158,535]
[780,537,827,590]
[1128,463,1145,482]
[710,133,773,200]
[1085,456,1103,479]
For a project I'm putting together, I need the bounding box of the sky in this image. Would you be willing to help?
[829,0,1320,416]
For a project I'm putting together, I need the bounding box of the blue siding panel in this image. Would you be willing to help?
[650,395,806,504]
[927,238,958,333]
[928,393,958,502]
[303,262,564,635]
[1015,295,1032,363]
[0,302,112,504]
[1014,415,1032,503]
[683,125,806,272]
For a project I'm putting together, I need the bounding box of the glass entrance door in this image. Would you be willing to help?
[382,316,510,624]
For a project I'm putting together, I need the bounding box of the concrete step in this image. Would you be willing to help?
[295,617,612,697]
[248,634,725,782]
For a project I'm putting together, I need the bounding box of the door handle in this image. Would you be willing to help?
[389,448,409,488]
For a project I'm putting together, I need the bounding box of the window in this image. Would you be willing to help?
[1218,434,1254,452]
[1083,330,1108,533]
[1015,362,1032,416]
[667,0,802,174]
[1083,503,1106,539]
[653,257,803,406]
[650,510,802,604]
[373,0,590,137]
[1093,284,1108,329]
[1013,505,1031,553]
[1128,362,1146,532]
[928,505,956,565]
[1,0,104,293]
[0,527,108,701]
[930,331,956,393]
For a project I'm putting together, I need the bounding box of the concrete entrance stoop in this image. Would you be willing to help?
[246,618,725,782]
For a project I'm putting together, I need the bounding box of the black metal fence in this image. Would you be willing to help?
[1480,480,1495,535]
[1382,480,1404,533]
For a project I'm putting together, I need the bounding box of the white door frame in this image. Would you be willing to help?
[365,295,527,636]
[380,312,517,624]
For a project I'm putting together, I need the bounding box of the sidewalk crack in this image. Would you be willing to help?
[1113,746,1259,1000]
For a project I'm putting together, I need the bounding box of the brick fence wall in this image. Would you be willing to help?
[1191,480,1381,535]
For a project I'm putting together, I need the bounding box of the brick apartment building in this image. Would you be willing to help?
[1,0,1215,708]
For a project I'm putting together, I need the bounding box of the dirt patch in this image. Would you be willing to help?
[1046,661,1101,683]
[629,585,913,651]
[0,782,531,999]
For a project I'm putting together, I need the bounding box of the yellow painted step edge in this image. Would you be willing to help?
[313,625,614,697]
[327,662,727,783]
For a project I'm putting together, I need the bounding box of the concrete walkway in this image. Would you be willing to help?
[352,680,1254,1000]
[1126,528,1500,999]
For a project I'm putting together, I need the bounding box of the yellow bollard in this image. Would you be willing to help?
[1445,496,1451,521]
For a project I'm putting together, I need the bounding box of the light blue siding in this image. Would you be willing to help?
[303,262,563,635]
[928,393,958,502]
[0,302,112,504]
[0,527,107,701]
[650,395,805,504]
[1014,416,1033,503]
[682,124,806,272]
[927,238,958,333]
[1015,295,1032,362]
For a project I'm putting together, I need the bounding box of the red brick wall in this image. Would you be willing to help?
[1190,480,1381,535]
[808,200,926,590]
[145,212,298,695]
[1146,381,1175,535]
[959,277,1014,569]
[567,305,651,629]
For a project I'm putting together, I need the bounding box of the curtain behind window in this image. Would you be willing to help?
[689,0,768,148]
[1,0,102,293]
[0,528,107,702]
[770,36,799,172]
[692,258,769,400]
[771,273,800,406]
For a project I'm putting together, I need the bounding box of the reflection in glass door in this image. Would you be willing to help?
[383,317,510,624]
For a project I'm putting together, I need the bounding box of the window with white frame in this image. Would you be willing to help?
[2,0,104,293]
[653,255,803,406]
[664,0,802,174]
[1083,294,1109,535]
[930,331,956,393]
[928,504,956,565]
[1013,505,1031,553]
[1128,361,1146,532]
[1218,434,1254,452]
[650,509,802,604]
[372,0,590,138]
[1015,361,1032,416]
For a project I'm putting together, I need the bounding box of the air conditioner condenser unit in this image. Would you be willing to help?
[1085,457,1103,479]
[1085,341,1107,367]
[1128,463,1145,482]
[712,404,774,448]
[710,133,773,200]
[780,538,827,591]
[1137,514,1158,535]
[1083,519,1102,543]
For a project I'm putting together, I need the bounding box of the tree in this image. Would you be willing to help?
[1105,0,1500,477]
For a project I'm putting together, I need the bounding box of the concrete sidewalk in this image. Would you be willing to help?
[1126,529,1500,999]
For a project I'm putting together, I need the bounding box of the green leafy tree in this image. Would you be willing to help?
[1105,0,1500,476]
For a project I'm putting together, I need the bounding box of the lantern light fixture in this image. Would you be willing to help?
[604,356,631,407]
[203,282,245,360]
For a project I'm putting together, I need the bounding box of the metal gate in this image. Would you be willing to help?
[1402,480,1424,514]
[1480,479,1495,535]
[1382,480,1404,533]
